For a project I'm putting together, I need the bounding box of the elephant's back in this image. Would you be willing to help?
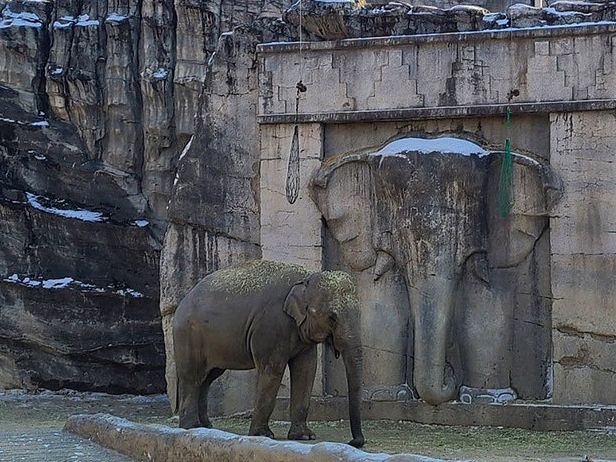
[203,260,311,296]
[174,260,311,322]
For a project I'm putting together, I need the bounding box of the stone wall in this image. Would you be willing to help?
[260,26,616,119]
[258,24,616,405]
[549,111,616,404]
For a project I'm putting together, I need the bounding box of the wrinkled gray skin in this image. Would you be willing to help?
[172,260,365,448]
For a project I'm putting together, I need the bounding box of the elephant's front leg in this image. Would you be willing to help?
[249,363,285,438]
[288,345,317,441]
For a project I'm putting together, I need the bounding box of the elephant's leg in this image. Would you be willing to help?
[288,346,317,441]
[198,368,225,428]
[249,364,285,438]
[178,375,202,429]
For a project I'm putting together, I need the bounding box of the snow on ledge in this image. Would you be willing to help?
[26,193,108,223]
[105,13,129,23]
[374,137,489,157]
[0,7,43,29]
[3,273,145,298]
[130,219,149,228]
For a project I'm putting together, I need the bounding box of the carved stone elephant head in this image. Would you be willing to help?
[311,135,561,405]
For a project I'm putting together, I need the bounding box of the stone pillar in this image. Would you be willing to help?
[260,122,325,396]
[549,111,616,404]
[260,123,324,269]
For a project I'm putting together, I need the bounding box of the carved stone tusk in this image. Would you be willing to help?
[373,251,395,281]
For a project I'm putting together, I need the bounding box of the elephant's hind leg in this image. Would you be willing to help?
[198,368,225,427]
[288,346,317,441]
[177,374,203,429]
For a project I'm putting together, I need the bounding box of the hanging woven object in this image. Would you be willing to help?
[286,125,301,204]
[497,110,514,218]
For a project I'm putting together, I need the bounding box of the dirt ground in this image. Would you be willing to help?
[1,389,616,461]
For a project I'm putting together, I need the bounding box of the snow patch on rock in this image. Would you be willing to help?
[3,273,145,298]
[26,193,108,223]
[106,13,129,23]
[0,6,42,29]
[131,219,149,228]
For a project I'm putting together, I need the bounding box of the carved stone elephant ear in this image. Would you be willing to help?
[311,153,379,273]
[485,152,562,268]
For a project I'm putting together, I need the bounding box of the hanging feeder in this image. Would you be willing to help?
[285,79,307,205]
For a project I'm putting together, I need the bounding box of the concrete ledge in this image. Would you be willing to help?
[257,99,616,124]
[273,398,616,432]
[64,414,451,462]
[257,23,616,53]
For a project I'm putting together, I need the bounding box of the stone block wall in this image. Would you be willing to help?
[260,26,616,119]
[549,111,616,404]
[258,24,616,405]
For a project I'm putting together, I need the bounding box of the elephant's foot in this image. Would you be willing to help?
[249,424,275,439]
[348,436,365,448]
[288,423,316,441]
[178,414,200,430]
[199,418,213,428]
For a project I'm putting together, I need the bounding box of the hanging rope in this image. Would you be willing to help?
[497,88,519,218]
[497,108,513,218]
[286,0,307,205]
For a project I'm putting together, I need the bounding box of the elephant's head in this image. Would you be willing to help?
[283,271,364,448]
[311,135,562,406]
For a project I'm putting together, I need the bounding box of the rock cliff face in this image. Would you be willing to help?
[0,0,287,393]
[3,0,616,403]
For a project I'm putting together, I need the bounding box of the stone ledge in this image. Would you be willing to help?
[257,22,616,53]
[272,398,616,432]
[64,414,450,462]
[258,99,616,124]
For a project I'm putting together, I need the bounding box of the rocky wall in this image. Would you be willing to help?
[161,22,294,413]
[0,0,287,394]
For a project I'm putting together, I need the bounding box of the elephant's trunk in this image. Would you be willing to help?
[336,334,365,448]
[410,276,457,405]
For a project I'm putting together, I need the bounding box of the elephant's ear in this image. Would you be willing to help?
[283,282,308,327]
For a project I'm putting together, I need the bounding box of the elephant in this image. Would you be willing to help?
[172,259,365,448]
[311,134,561,405]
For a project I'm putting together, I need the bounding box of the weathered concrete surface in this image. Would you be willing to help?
[549,111,616,405]
[273,398,616,432]
[1,429,132,462]
[258,23,616,408]
[260,123,324,269]
[0,389,170,461]
[64,413,450,462]
[259,25,616,118]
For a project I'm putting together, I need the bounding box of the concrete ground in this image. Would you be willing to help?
[1,389,616,461]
